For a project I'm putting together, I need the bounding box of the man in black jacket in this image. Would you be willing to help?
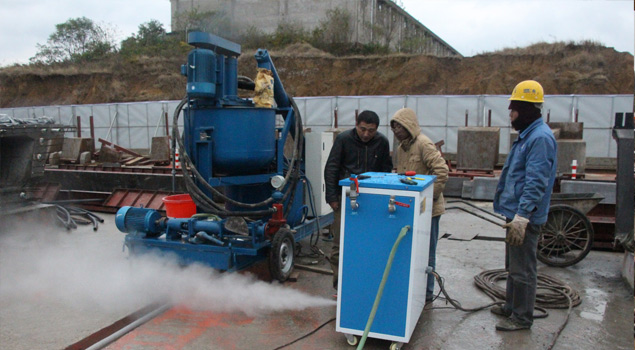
[324,110,393,290]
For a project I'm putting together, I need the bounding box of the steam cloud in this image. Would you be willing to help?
[0,220,334,316]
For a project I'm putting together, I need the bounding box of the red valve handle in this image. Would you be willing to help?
[349,177,359,193]
[394,201,410,208]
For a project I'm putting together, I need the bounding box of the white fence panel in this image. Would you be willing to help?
[1,95,632,158]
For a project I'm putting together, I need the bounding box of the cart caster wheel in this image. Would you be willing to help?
[390,342,403,350]
[345,334,358,346]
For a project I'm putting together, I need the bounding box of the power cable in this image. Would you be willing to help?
[271,317,335,350]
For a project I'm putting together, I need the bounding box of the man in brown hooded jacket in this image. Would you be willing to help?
[390,107,449,302]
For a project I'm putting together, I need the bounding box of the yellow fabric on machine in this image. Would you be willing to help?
[253,68,274,108]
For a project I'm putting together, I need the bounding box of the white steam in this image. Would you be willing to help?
[0,221,334,316]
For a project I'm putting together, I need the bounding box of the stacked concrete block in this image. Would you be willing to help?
[457,127,500,171]
[61,137,94,163]
[548,122,586,176]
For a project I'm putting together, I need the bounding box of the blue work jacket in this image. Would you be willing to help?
[494,118,557,225]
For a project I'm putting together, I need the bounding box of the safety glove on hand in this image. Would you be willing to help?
[503,214,530,246]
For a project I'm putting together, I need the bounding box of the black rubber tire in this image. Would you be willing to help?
[538,204,594,267]
[269,228,295,282]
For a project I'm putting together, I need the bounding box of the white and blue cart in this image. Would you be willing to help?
[336,172,435,350]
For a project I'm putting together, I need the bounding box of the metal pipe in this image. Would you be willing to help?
[77,115,81,137]
[164,111,169,137]
[334,107,338,129]
[85,304,170,350]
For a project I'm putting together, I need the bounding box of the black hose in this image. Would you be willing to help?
[54,205,102,231]
[472,269,581,309]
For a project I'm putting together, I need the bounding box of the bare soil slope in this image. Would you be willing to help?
[0,43,632,108]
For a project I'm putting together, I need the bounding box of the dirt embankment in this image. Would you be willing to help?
[0,44,632,108]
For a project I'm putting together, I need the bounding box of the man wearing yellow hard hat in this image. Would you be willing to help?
[492,80,557,331]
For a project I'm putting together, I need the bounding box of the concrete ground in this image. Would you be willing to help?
[0,201,632,350]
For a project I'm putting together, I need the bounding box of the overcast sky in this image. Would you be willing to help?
[0,0,632,66]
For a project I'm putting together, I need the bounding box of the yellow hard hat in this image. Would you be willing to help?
[509,80,544,103]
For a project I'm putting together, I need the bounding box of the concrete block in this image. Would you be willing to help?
[61,137,93,162]
[48,152,60,165]
[79,151,91,165]
[99,145,120,163]
[444,177,470,198]
[560,180,616,205]
[461,180,473,199]
[471,177,499,201]
[556,139,586,175]
[150,136,170,162]
[457,127,500,171]
[45,136,64,154]
[547,122,584,139]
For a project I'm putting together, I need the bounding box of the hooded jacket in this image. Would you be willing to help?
[324,128,393,204]
[391,108,449,217]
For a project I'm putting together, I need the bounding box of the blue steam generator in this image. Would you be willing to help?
[336,172,435,349]
[115,32,333,281]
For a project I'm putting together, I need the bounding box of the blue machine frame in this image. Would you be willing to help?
[116,32,333,275]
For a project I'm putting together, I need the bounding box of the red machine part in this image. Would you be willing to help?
[265,203,286,237]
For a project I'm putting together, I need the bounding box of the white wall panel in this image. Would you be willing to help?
[482,96,510,127]
[543,95,575,123]
[304,97,332,126]
[577,96,614,128]
[447,97,478,127]
[417,96,447,126]
[334,97,360,126]
[1,95,631,157]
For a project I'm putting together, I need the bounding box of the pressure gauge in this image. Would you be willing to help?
[270,175,285,189]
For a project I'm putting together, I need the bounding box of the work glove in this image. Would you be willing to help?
[503,214,530,246]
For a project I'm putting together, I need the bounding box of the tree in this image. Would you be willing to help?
[31,17,116,64]
[120,20,171,57]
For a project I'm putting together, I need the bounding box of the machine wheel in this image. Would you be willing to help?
[537,204,594,267]
[389,342,403,350]
[345,334,359,346]
[269,228,295,282]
